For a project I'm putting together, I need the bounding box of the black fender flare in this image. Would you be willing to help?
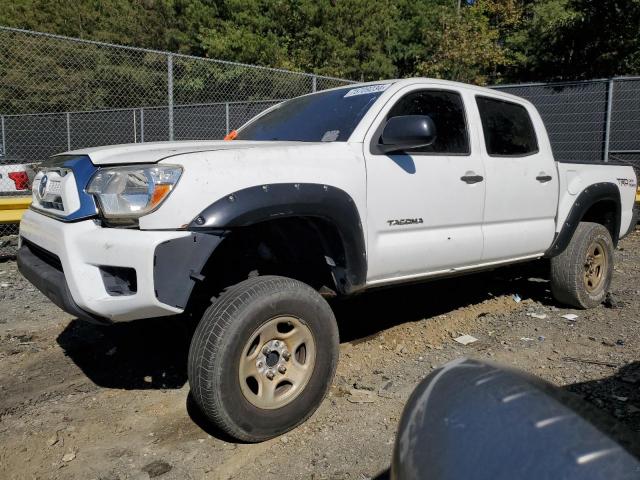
[188,183,367,292]
[545,182,621,258]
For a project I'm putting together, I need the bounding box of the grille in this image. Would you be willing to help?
[40,198,65,211]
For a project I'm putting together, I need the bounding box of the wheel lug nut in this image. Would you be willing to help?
[282,351,291,361]
[273,340,280,348]
[262,346,270,354]
[266,370,275,380]
[257,361,263,368]
[278,365,287,374]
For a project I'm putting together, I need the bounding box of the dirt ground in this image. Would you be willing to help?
[1,228,639,480]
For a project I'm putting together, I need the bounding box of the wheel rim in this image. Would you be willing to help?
[238,316,316,410]
[583,239,608,293]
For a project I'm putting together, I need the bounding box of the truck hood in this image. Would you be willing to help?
[60,140,318,166]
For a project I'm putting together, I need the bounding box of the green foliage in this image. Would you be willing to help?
[416,3,509,84]
[509,0,640,81]
[1,0,640,90]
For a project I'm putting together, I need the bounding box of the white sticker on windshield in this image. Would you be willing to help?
[343,84,390,98]
[321,130,340,142]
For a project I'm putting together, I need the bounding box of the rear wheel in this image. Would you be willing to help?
[550,222,614,309]
[188,275,339,442]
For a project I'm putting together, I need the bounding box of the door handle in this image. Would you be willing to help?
[536,174,552,183]
[460,174,484,184]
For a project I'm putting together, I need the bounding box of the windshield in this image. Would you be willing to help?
[235,84,390,142]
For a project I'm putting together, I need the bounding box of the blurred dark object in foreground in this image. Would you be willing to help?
[392,358,640,480]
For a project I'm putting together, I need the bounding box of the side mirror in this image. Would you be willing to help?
[378,115,437,154]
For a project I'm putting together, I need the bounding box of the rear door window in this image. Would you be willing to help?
[476,96,538,156]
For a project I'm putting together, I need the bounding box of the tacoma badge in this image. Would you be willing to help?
[387,218,424,226]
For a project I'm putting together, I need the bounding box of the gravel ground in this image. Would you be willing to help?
[1,228,639,479]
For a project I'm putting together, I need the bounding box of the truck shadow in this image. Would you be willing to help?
[56,314,196,390]
[335,259,553,343]
[55,260,552,391]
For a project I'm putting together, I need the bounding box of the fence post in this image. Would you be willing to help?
[0,116,5,158]
[66,112,71,151]
[167,54,174,141]
[312,75,317,93]
[140,108,145,143]
[225,102,230,134]
[603,78,614,162]
[133,109,137,143]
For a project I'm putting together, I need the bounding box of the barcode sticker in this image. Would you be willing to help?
[344,84,390,98]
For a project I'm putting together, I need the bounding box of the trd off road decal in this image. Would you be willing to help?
[387,218,424,226]
[617,178,637,188]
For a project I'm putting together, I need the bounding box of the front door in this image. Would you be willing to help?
[364,86,486,285]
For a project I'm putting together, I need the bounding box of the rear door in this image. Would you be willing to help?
[473,95,559,261]
[364,85,486,284]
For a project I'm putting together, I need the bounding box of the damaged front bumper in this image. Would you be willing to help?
[18,209,222,323]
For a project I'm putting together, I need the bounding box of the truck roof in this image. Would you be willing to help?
[58,78,535,163]
[334,77,531,105]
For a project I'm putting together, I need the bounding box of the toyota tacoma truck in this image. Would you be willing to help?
[17,79,638,442]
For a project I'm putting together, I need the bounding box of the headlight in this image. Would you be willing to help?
[87,165,182,218]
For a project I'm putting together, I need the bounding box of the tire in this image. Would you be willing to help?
[550,222,614,309]
[188,275,339,442]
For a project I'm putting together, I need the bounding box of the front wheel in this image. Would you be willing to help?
[550,222,614,309]
[188,275,339,442]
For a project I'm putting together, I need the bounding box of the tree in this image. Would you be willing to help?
[416,2,510,84]
[507,0,640,81]
[2,0,640,87]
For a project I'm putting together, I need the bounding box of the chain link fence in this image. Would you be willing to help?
[492,78,640,167]
[492,78,640,205]
[1,26,639,257]
[0,26,353,256]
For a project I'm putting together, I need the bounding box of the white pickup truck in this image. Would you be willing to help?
[17,79,638,441]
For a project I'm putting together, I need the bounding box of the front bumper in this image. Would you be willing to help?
[18,210,221,323]
[18,239,109,324]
